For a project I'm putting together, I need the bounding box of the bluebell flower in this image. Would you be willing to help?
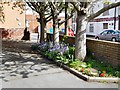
[60,46,69,55]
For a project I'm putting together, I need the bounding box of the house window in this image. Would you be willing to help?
[103,4,109,16]
[103,23,108,29]
[89,24,94,32]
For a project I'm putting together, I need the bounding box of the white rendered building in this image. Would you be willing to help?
[86,0,120,36]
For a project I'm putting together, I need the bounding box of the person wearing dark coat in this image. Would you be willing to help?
[21,27,30,40]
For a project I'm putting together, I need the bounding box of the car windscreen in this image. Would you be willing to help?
[115,30,120,34]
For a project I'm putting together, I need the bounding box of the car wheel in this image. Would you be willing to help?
[111,38,116,42]
[96,37,99,40]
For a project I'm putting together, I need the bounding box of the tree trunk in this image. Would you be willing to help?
[65,2,68,35]
[75,13,88,61]
[53,17,59,45]
[54,24,59,45]
[40,18,46,43]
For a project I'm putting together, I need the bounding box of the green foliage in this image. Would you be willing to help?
[31,44,39,51]
[69,46,75,55]
[63,46,75,61]
[62,35,68,43]
[86,56,120,77]
[69,60,81,68]
[103,0,111,4]
[31,43,119,77]
[45,51,58,60]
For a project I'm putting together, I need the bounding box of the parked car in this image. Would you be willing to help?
[95,30,120,42]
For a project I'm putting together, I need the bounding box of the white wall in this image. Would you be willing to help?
[92,0,120,18]
[86,0,120,36]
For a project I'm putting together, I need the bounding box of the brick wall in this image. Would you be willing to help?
[86,39,120,67]
[1,28,24,40]
[26,15,40,33]
[47,34,120,67]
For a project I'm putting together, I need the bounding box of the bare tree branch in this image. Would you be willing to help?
[26,2,39,13]
[88,2,120,21]
[70,2,80,12]
[58,15,73,26]
[46,16,52,22]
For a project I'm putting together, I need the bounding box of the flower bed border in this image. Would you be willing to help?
[38,51,118,83]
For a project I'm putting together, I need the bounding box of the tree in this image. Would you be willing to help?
[0,1,74,44]
[65,2,68,35]
[49,2,66,45]
[64,2,75,35]
[49,1,74,45]
[71,0,120,61]
[26,2,52,43]
[27,1,73,44]
[0,1,52,42]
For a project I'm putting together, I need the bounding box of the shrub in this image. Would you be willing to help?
[31,42,120,77]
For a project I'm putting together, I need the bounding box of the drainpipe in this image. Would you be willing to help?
[114,0,117,30]
[118,15,120,30]
[65,2,68,35]
[118,6,120,30]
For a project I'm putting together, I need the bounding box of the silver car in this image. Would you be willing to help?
[95,30,120,42]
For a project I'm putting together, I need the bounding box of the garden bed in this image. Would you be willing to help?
[31,42,119,83]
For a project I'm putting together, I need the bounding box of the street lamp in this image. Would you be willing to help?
[118,6,120,30]
[114,0,117,30]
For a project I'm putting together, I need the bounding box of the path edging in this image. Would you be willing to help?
[59,62,118,83]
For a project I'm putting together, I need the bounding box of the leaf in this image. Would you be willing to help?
[81,63,87,68]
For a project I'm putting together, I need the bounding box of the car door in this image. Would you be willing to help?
[99,31,108,40]
[105,30,113,40]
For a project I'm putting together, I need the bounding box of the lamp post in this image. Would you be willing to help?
[118,6,120,30]
[65,2,68,35]
[114,0,117,30]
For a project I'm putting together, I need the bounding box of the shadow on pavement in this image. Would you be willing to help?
[0,50,58,82]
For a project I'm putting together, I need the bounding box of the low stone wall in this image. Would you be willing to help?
[47,33,75,45]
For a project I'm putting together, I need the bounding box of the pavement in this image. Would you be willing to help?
[0,50,118,88]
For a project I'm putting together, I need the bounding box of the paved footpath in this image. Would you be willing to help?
[0,50,118,88]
